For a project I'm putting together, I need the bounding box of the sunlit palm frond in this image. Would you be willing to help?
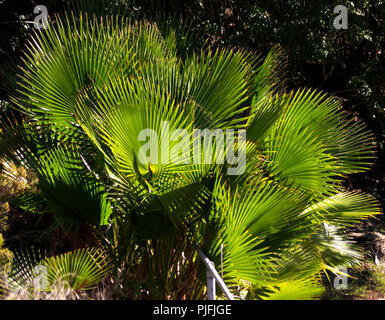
[42,247,112,291]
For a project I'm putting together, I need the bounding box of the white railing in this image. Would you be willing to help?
[195,243,234,300]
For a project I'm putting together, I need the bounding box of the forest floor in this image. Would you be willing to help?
[323,217,385,300]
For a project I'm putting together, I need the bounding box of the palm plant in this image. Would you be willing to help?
[0,247,111,299]
[0,13,381,299]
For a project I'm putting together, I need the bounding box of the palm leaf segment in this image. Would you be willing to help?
[42,247,111,291]
[0,119,111,226]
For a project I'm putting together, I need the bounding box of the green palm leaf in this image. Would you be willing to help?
[42,247,111,291]
[7,12,381,300]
